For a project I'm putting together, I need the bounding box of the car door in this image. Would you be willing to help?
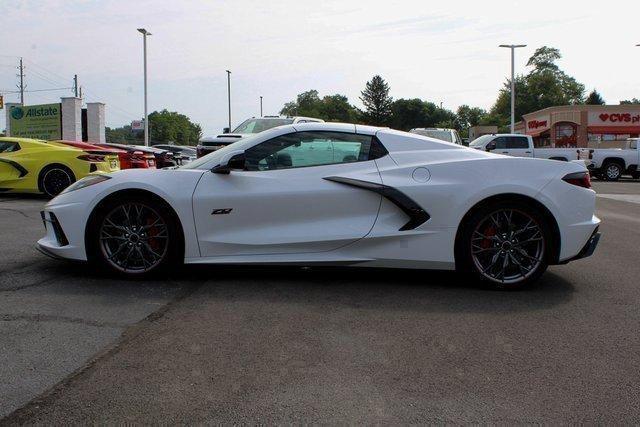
[192,130,384,257]
[0,141,25,187]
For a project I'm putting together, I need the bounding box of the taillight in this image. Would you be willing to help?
[562,171,591,189]
[77,154,106,162]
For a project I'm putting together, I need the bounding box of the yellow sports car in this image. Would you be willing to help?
[0,137,120,197]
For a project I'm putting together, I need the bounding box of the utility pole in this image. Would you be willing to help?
[499,44,526,133]
[260,96,263,117]
[137,28,152,146]
[226,70,232,131]
[73,74,78,97]
[17,57,25,105]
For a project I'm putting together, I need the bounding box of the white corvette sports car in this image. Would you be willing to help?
[37,122,600,289]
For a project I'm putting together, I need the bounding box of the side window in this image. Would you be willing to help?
[494,137,507,149]
[244,131,382,171]
[0,142,20,153]
[506,136,529,149]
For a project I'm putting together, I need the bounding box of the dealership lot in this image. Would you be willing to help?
[1,181,640,423]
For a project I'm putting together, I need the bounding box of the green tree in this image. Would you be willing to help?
[620,98,640,105]
[585,89,605,105]
[280,90,322,117]
[389,98,429,130]
[389,98,459,131]
[454,104,487,129]
[319,94,359,122]
[489,46,585,127]
[280,90,359,122]
[106,125,140,144]
[148,109,202,145]
[360,75,393,126]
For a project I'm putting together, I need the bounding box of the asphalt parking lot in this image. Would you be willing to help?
[1,181,639,423]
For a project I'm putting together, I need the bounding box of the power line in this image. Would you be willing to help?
[4,56,141,124]
[27,67,71,89]
[22,59,72,86]
[1,87,72,94]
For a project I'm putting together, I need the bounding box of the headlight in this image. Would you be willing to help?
[61,174,111,194]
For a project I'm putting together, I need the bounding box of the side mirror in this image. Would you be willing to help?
[486,142,496,151]
[222,127,230,134]
[211,153,246,174]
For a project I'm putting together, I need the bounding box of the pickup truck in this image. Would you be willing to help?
[469,134,588,162]
[587,138,640,181]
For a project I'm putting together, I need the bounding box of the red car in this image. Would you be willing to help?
[52,140,122,173]
[94,143,157,169]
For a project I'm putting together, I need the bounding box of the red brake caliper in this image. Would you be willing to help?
[146,217,160,251]
[481,225,496,249]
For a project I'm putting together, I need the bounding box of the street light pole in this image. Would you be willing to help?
[499,44,526,133]
[260,96,263,117]
[226,70,232,131]
[138,28,152,146]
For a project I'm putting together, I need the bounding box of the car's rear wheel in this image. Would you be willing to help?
[459,201,551,290]
[39,165,75,197]
[603,161,622,181]
[87,194,180,277]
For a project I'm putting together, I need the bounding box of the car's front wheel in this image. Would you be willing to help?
[459,201,551,290]
[87,194,181,277]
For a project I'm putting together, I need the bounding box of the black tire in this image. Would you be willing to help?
[632,173,640,180]
[602,161,623,181]
[86,193,182,277]
[38,165,75,197]
[457,200,552,290]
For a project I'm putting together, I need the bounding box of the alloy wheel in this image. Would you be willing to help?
[471,209,545,284]
[43,168,72,196]
[99,203,169,273]
[606,164,621,180]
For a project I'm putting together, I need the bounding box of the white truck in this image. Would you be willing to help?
[586,138,640,181]
[469,134,588,162]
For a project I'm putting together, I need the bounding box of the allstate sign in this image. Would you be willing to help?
[9,103,62,139]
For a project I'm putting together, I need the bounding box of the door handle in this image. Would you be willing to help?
[501,151,509,154]
[525,151,532,154]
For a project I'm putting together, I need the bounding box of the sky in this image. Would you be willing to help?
[1,0,639,136]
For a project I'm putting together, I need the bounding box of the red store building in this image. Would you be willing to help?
[515,105,640,148]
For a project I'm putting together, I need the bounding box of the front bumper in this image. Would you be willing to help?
[37,207,88,261]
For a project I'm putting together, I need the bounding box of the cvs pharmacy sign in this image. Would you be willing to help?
[589,111,640,126]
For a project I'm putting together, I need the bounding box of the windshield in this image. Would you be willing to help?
[412,129,453,142]
[469,134,494,148]
[233,118,294,134]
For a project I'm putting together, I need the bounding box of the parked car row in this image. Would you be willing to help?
[469,133,640,181]
[0,136,197,197]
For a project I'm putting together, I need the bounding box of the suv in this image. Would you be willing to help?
[196,116,324,157]
[409,128,463,145]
